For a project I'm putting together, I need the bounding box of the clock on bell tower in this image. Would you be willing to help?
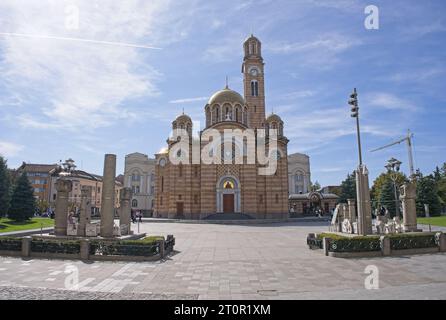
[242,34,265,129]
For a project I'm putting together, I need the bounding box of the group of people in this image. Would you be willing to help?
[34,208,55,219]
[131,210,143,223]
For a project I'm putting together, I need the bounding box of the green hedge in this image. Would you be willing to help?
[31,239,81,254]
[0,237,22,251]
[389,233,437,250]
[329,238,381,252]
[314,232,440,253]
[89,237,162,257]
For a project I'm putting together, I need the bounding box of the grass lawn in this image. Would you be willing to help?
[0,218,54,233]
[417,216,446,227]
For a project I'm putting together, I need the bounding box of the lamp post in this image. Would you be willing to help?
[385,157,402,218]
[348,88,362,166]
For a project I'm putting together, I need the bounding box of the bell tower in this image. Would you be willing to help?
[242,34,265,129]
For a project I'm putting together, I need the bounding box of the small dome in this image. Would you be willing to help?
[208,87,245,105]
[266,113,282,122]
[158,147,168,154]
[174,113,192,123]
[244,34,260,44]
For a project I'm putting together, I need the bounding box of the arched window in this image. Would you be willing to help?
[251,81,258,97]
[150,172,155,195]
[251,81,258,96]
[223,180,235,189]
[132,199,138,207]
[294,172,305,194]
[206,108,211,126]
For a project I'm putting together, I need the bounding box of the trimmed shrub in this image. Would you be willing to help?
[0,237,22,251]
[31,239,81,255]
[89,237,164,257]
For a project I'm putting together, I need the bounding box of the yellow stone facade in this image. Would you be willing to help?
[154,35,289,219]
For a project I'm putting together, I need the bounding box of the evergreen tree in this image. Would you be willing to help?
[311,181,321,192]
[378,178,397,217]
[416,175,441,216]
[339,172,356,203]
[441,162,446,177]
[371,172,407,211]
[8,172,36,221]
[438,178,446,210]
[433,166,442,182]
[0,156,11,217]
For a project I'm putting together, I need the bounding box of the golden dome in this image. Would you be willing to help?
[266,113,282,122]
[208,87,245,105]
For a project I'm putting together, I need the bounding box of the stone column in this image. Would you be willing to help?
[55,179,73,236]
[100,154,116,238]
[78,186,92,236]
[400,182,418,232]
[119,187,132,234]
[347,199,356,223]
[356,165,373,235]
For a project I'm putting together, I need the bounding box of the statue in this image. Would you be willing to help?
[400,182,419,232]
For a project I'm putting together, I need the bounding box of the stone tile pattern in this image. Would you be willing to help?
[1,222,446,300]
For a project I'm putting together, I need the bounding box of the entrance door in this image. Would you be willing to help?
[176,202,184,216]
[223,194,234,213]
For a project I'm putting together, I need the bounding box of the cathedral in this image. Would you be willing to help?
[153,35,290,219]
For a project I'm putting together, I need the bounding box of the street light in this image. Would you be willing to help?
[385,157,402,218]
[348,88,363,166]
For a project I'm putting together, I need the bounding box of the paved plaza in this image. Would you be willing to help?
[1,221,446,300]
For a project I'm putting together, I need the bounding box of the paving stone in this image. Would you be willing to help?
[1,221,446,299]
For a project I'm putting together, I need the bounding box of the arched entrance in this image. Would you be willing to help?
[216,176,241,213]
[308,192,322,215]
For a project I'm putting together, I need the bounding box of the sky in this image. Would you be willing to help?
[0,0,445,186]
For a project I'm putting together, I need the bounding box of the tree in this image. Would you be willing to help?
[433,166,442,182]
[437,178,446,210]
[36,199,50,214]
[416,175,441,217]
[378,178,397,217]
[440,162,446,177]
[310,181,321,192]
[0,156,11,217]
[371,172,407,210]
[8,172,36,221]
[339,172,356,203]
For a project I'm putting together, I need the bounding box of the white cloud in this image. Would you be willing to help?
[0,0,187,131]
[401,21,446,39]
[281,90,317,100]
[203,33,245,63]
[266,33,361,69]
[169,97,208,104]
[284,107,400,153]
[267,33,360,54]
[303,0,359,10]
[0,141,24,157]
[365,93,419,112]
[315,167,347,173]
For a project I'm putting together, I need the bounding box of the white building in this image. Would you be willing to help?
[123,152,156,216]
[288,152,311,194]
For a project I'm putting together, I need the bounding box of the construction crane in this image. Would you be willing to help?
[370,130,415,177]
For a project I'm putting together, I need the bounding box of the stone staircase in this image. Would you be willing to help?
[204,213,254,220]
